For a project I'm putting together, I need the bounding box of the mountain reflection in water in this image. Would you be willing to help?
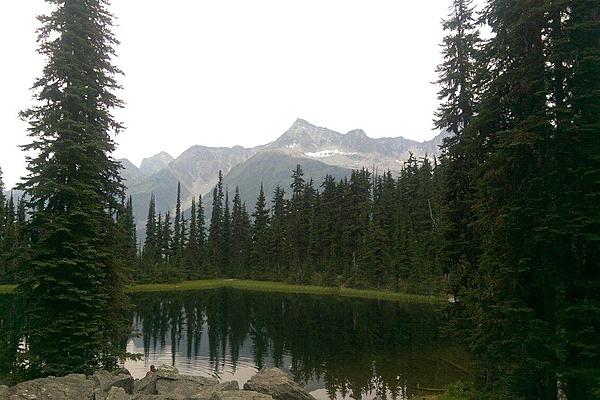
[124,288,470,400]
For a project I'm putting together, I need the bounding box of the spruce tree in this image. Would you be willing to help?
[185,197,200,278]
[434,0,481,299]
[16,0,128,376]
[464,0,560,397]
[231,187,250,278]
[172,182,182,260]
[551,3,600,397]
[221,192,231,277]
[251,184,270,278]
[143,195,158,266]
[268,186,288,280]
[196,195,207,276]
[161,212,172,264]
[208,172,224,275]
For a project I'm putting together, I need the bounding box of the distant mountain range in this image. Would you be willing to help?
[5,119,448,237]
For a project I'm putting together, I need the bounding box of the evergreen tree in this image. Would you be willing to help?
[268,186,288,280]
[435,0,481,299]
[185,197,200,278]
[231,187,250,278]
[196,195,207,276]
[172,182,182,260]
[251,184,270,278]
[551,3,600,397]
[16,0,128,376]
[208,172,224,275]
[143,195,158,266]
[161,212,172,264]
[221,191,231,277]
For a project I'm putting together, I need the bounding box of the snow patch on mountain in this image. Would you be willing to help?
[305,149,357,158]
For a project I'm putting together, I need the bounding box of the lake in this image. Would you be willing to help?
[123,288,471,400]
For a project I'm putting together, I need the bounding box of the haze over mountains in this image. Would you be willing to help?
[119,118,448,234]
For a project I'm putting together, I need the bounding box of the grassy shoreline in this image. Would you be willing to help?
[0,279,443,303]
[130,279,443,303]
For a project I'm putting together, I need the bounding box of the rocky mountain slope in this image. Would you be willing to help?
[265,118,447,172]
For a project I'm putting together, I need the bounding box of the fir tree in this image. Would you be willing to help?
[16,0,129,376]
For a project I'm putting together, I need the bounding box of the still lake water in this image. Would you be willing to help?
[123,289,471,400]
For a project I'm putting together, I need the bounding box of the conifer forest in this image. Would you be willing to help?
[0,0,598,399]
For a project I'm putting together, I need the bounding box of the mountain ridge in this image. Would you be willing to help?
[116,119,448,237]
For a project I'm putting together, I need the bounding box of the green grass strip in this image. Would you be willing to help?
[0,285,16,294]
[129,279,444,304]
[0,279,443,304]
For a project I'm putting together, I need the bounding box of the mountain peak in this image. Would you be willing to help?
[290,118,316,130]
[140,151,175,175]
[346,129,367,138]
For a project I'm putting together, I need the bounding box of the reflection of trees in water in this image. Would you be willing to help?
[0,295,23,384]
[130,289,470,399]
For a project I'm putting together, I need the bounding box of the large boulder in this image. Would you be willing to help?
[133,364,219,399]
[243,369,315,400]
[5,373,95,400]
[93,369,135,400]
[211,390,273,400]
[155,374,219,399]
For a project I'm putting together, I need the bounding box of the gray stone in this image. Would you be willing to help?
[7,373,95,399]
[155,373,218,399]
[215,381,240,391]
[93,369,134,400]
[0,385,12,398]
[243,369,315,400]
[211,390,273,400]
[106,387,131,400]
[134,373,157,394]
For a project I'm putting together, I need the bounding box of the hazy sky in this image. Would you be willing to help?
[0,0,473,189]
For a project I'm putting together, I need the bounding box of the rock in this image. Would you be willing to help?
[93,369,134,400]
[155,364,180,379]
[106,387,131,400]
[134,373,158,394]
[215,381,240,391]
[243,369,315,400]
[7,373,95,399]
[211,390,273,400]
[0,385,12,398]
[155,373,218,399]
[132,364,220,399]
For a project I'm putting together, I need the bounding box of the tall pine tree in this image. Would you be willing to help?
[17,0,129,376]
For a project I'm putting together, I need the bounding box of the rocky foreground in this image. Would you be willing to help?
[0,366,317,400]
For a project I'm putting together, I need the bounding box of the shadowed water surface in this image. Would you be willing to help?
[123,288,471,400]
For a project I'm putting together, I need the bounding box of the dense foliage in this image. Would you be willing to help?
[136,158,446,294]
[435,0,600,398]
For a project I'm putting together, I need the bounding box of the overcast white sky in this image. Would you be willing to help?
[0,0,479,189]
